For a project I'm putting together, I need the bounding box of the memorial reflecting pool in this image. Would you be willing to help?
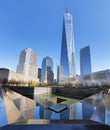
[0,87,110,127]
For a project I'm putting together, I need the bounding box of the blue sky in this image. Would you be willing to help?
[0,0,110,76]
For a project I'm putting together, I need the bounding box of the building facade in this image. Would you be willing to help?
[38,68,42,82]
[60,9,76,78]
[41,57,54,84]
[59,69,110,87]
[16,48,38,81]
[80,46,92,75]
[78,69,110,86]
[57,65,64,83]
[0,68,30,84]
[59,76,78,86]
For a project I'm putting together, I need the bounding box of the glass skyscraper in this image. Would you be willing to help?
[80,45,92,75]
[60,9,76,78]
[57,65,63,83]
[38,68,42,82]
[41,56,54,84]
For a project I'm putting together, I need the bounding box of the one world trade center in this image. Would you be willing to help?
[60,9,76,77]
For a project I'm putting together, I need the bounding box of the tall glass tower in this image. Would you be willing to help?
[80,45,92,75]
[60,9,76,78]
[41,56,54,84]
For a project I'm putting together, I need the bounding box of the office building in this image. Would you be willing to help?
[38,68,42,82]
[0,68,29,83]
[41,56,54,84]
[78,69,110,86]
[57,65,64,83]
[80,46,92,75]
[16,48,38,81]
[60,9,76,78]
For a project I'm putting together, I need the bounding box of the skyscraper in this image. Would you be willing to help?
[80,45,92,75]
[16,48,38,81]
[57,65,63,83]
[41,56,54,84]
[60,9,76,78]
[38,68,42,82]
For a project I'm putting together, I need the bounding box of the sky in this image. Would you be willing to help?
[0,0,110,76]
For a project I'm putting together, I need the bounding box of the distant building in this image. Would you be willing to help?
[80,46,92,75]
[59,76,78,86]
[16,48,38,81]
[60,9,76,78]
[57,65,64,83]
[59,69,110,87]
[41,56,54,84]
[0,68,29,83]
[38,68,42,82]
[78,69,110,86]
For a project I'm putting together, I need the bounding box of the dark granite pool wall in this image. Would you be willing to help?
[3,86,34,99]
[2,123,110,130]
[3,86,103,99]
[51,87,102,99]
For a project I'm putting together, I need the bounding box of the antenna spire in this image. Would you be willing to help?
[66,7,69,13]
